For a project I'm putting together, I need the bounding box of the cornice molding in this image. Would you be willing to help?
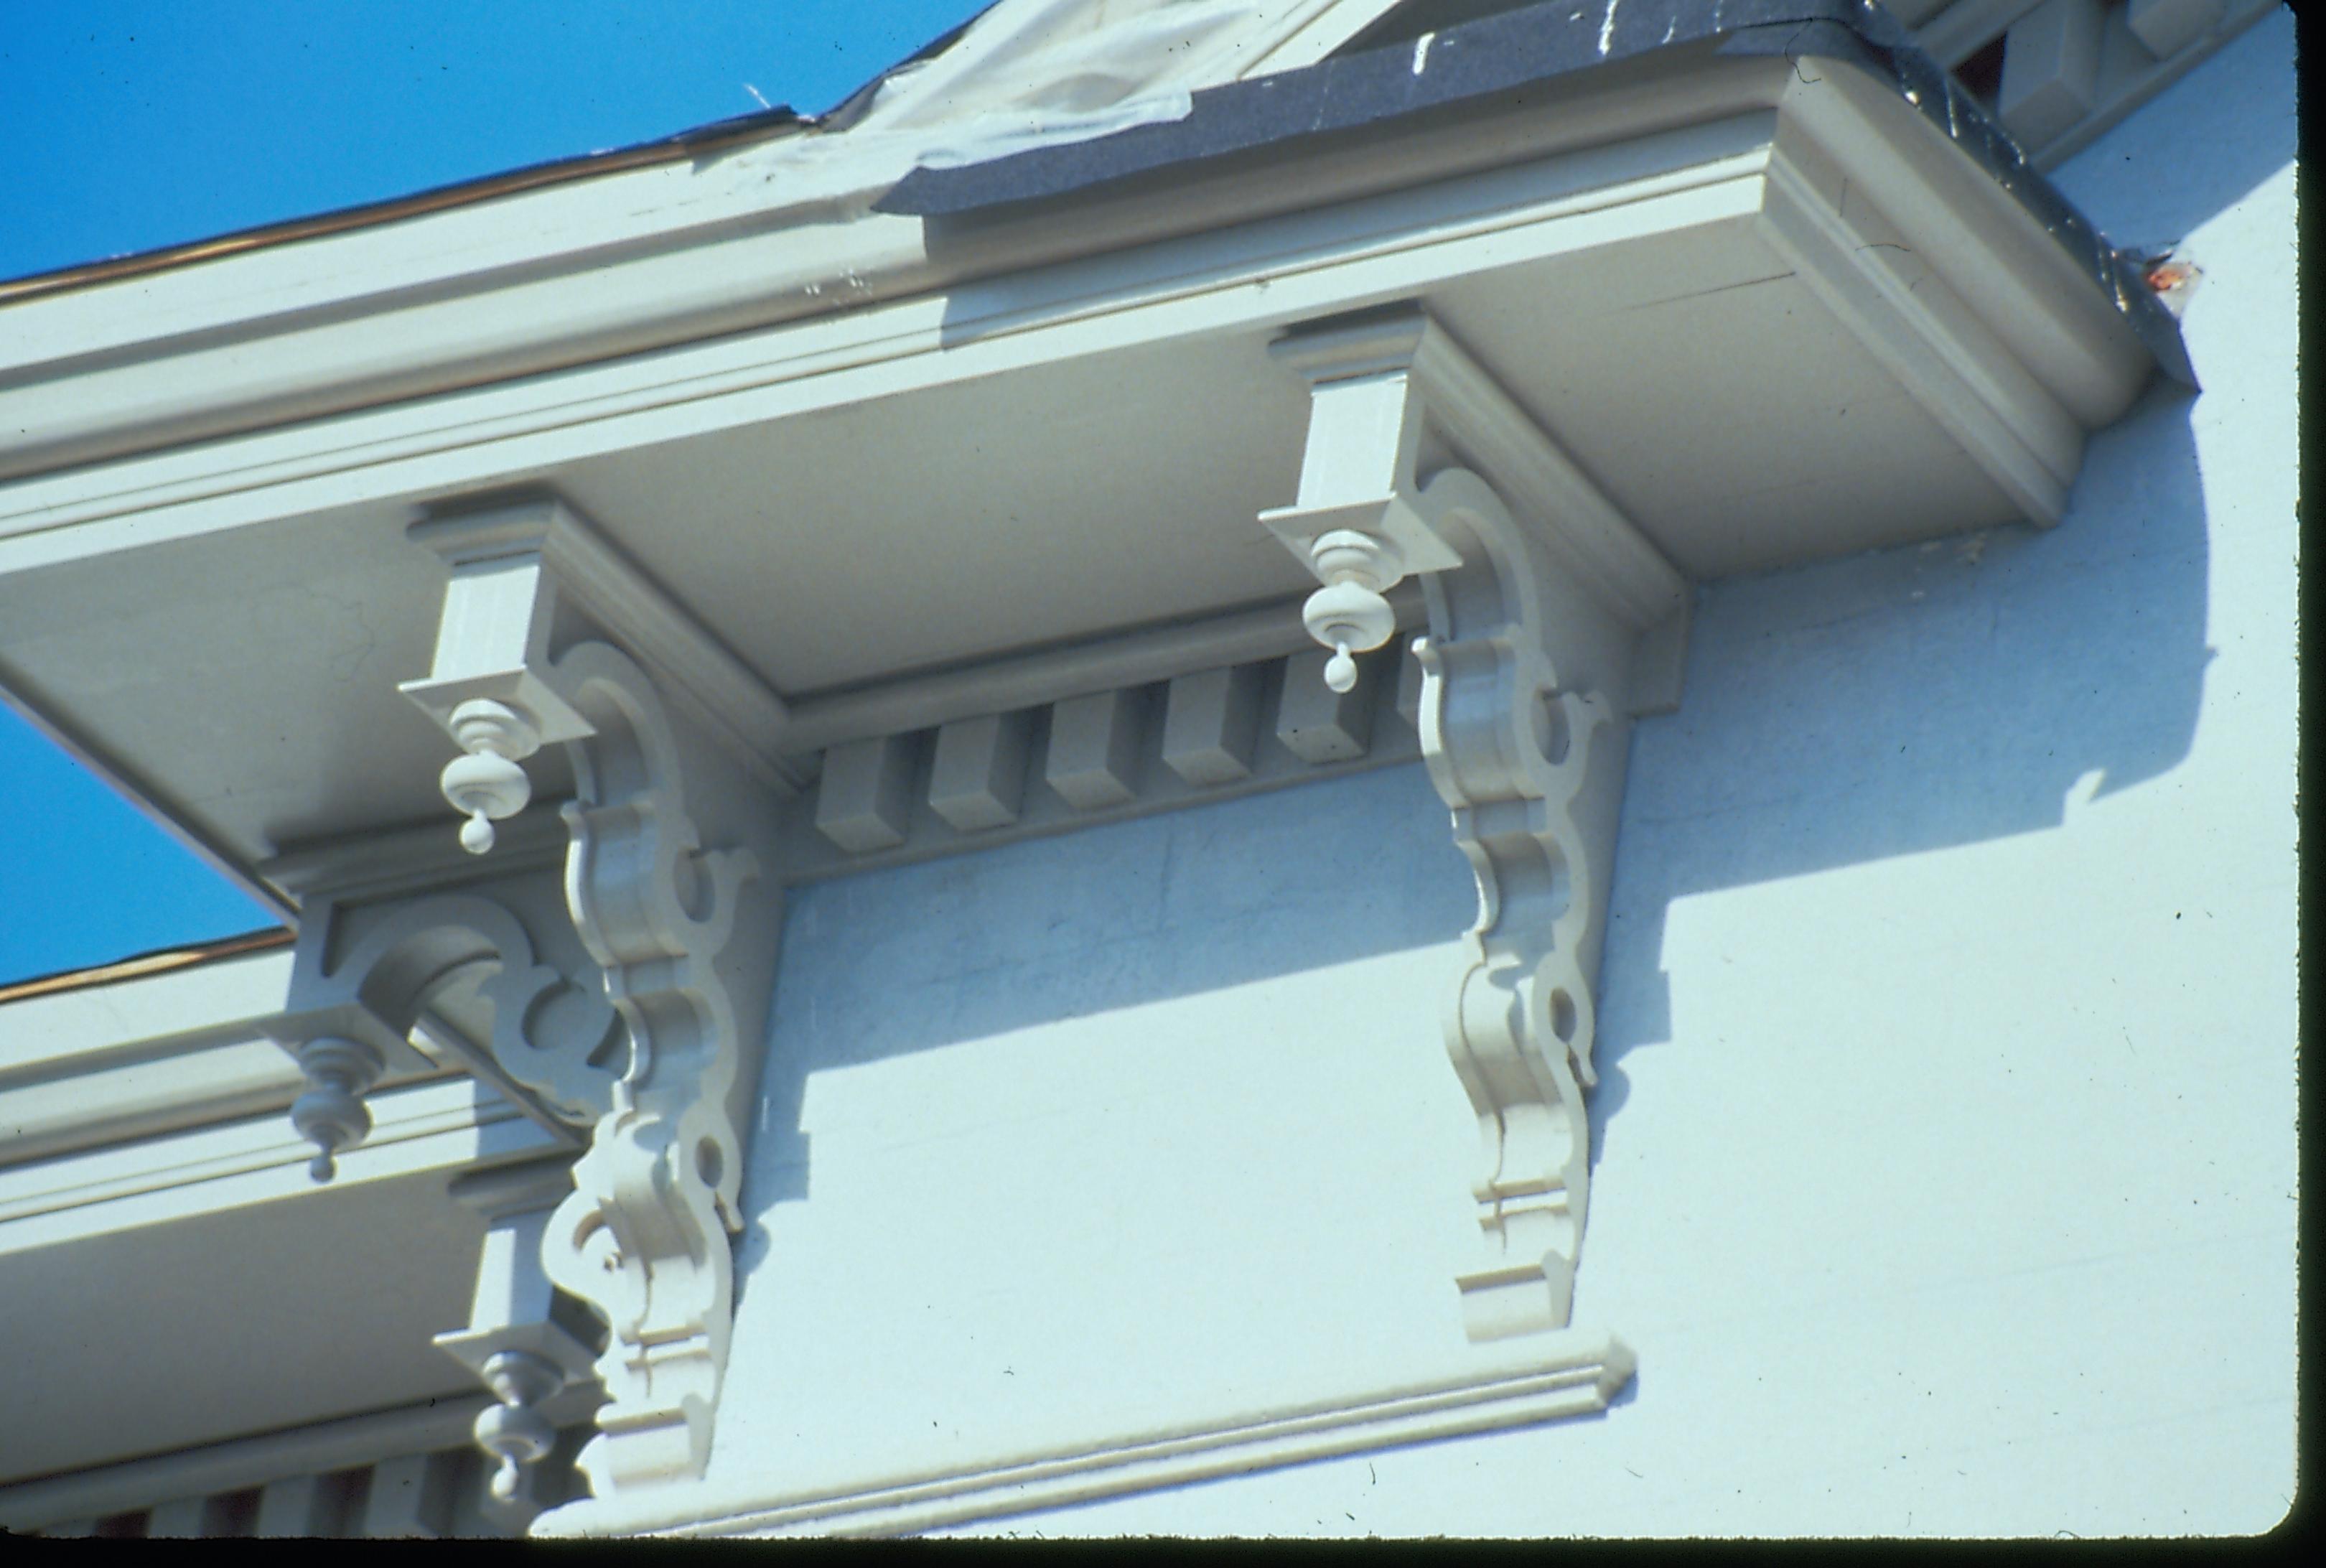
[780,634,1429,882]
[0,1077,555,1233]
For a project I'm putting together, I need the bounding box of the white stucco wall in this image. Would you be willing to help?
[716,9,2297,1536]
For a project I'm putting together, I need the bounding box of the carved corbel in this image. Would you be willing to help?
[264,874,624,1177]
[1266,309,1687,1342]
[434,1161,601,1518]
[402,495,785,1498]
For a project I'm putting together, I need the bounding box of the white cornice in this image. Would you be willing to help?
[0,25,2166,547]
[0,108,1788,562]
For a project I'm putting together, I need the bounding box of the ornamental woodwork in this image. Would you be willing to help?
[1266,307,1676,1340]
[401,499,784,1498]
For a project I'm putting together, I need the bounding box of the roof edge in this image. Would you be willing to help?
[875,0,2193,387]
[0,106,808,309]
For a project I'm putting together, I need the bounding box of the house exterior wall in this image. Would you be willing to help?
[712,9,2297,1537]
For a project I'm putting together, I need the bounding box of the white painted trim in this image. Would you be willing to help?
[533,1330,1633,1539]
[406,496,801,793]
[779,636,1424,882]
[1756,144,2077,526]
[0,1078,557,1235]
[0,119,1788,564]
[780,583,1421,757]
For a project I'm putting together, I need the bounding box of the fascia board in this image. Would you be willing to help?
[0,1039,312,1171]
[0,48,1752,491]
[0,947,296,1078]
[0,116,1783,569]
[0,127,884,390]
[0,2,2184,498]
[875,0,2187,377]
[0,948,309,1167]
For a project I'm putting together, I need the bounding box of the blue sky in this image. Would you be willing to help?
[0,1,986,985]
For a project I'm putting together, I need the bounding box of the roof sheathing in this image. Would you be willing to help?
[877,0,2192,385]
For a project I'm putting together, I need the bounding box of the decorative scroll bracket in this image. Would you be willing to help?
[1266,308,1687,1342]
[401,495,785,1499]
[261,865,625,1178]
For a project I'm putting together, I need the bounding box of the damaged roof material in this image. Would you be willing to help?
[879,0,2192,387]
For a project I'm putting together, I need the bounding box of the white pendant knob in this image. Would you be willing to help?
[439,748,532,856]
[289,1037,386,1182]
[1299,529,1405,693]
[436,698,543,855]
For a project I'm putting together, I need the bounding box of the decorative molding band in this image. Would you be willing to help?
[1265,307,1641,1343]
[533,1330,1633,1539]
[777,635,1429,882]
[0,1078,554,1231]
[0,1383,604,1536]
[777,583,1423,758]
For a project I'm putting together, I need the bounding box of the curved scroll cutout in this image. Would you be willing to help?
[1413,467,1626,1342]
[328,892,626,1126]
[536,639,760,1495]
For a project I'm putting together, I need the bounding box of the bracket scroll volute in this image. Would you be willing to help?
[1262,307,1672,1344]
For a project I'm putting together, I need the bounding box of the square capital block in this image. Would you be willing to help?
[1162,666,1263,786]
[1277,648,1375,763]
[816,732,916,852]
[1046,689,1144,810]
[930,711,1031,832]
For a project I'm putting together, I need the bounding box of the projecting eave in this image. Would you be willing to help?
[0,0,2190,909]
[882,0,2191,388]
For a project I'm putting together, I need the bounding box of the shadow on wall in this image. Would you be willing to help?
[737,759,1481,1258]
[737,357,2212,1272]
[734,14,2294,1267]
[1592,384,2210,1111]
[1587,2,2294,1152]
